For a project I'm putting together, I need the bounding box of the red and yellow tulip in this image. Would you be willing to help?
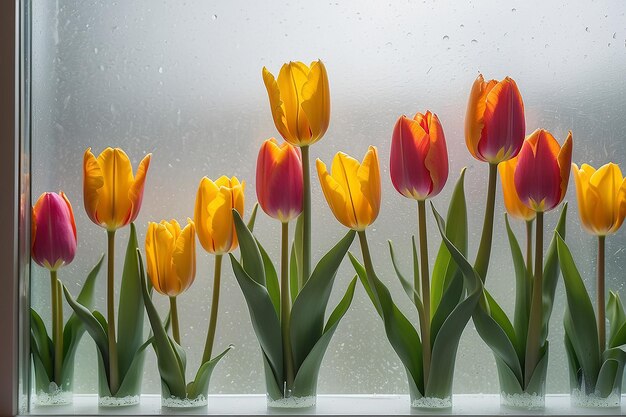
[262,60,330,147]
[499,156,536,221]
[256,138,303,223]
[514,129,573,212]
[83,147,151,231]
[316,146,381,231]
[465,75,525,164]
[31,192,77,270]
[572,163,626,236]
[194,176,245,255]
[145,219,196,297]
[390,111,448,200]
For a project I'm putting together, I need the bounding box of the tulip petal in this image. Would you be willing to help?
[262,68,294,144]
[557,132,573,205]
[60,191,77,240]
[390,116,432,199]
[128,153,151,224]
[208,187,236,254]
[172,221,196,294]
[316,158,356,229]
[301,60,330,142]
[83,148,105,226]
[277,62,312,144]
[424,112,449,198]
[499,157,535,221]
[194,177,219,253]
[96,148,134,229]
[465,75,497,161]
[357,146,381,227]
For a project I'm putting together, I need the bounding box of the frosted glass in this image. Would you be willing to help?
[30,0,626,396]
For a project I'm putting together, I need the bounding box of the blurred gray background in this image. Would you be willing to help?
[31,0,626,395]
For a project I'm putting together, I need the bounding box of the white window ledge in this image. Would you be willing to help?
[24,394,626,416]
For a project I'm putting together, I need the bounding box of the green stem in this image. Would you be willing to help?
[524,211,543,388]
[169,296,181,345]
[50,270,62,384]
[357,230,380,311]
[106,230,119,394]
[525,220,534,276]
[598,235,606,352]
[474,163,498,282]
[417,200,431,388]
[301,145,312,288]
[281,222,295,393]
[202,254,223,364]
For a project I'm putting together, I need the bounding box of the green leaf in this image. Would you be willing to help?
[431,168,467,316]
[556,233,600,392]
[430,271,463,344]
[31,334,54,392]
[540,203,568,345]
[30,309,53,381]
[564,318,582,390]
[388,239,417,306]
[504,215,530,359]
[349,253,424,395]
[229,254,283,386]
[63,285,110,378]
[608,291,626,348]
[257,239,280,317]
[596,348,626,397]
[246,202,259,231]
[117,223,145,382]
[294,213,304,287]
[114,336,151,397]
[292,277,358,397]
[429,203,483,398]
[525,344,549,395]
[187,344,233,399]
[290,229,355,371]
[289,243,299,304]
[233,210,265,286]
[138,249,187,399]
[61,255,104,380]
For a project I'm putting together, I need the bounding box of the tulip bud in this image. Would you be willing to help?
[514,129,573,212]
[256,138,303,223]
[145,219,196,297]
[317,146,381,231]
[498,156,536,221]
[572,163,626,236]
[465,75,525,164]
[31,192,77,270]
[262,60,330,147]
[390,111,448,200]
[83,147,151,231]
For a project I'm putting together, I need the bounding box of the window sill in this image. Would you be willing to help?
[24,394,626,416]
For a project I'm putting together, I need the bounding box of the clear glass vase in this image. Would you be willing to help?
[96,350,143,407]
[160,382,208,409]
[32,355,73,406]
[495,354,548,410]
[263,360,316,409]
[407,371,453,409]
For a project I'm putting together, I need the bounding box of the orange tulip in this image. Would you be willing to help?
[514,129,573,212]
[390,111,448,200]
[499,156,536,221]
[83,147,151,231]
[256,138,303,223]
[465,75,525,163]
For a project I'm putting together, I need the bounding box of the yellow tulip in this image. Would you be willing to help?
[145,219,196,297]
[83,147,151,231]
[498,156,536,222]
[572,163,626,236]
[316,146,381,231]
[262,60,330,147]
[194,176,245,254]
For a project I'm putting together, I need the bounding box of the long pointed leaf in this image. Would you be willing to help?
[30,309,53,381]
[388,240,417,306]
[430,271,463,344]
[431,168,467,316]
[257,239,280,317]
[564,319,582,390]
[117,223,145,381]
[596,348,626,397]
[289,243,299,304]
[608,291,626,348]
[187,345,233,399]
[290,229,355,370]
[246,203,259,231]
[350,252,382,317]
[229,254,283,385]
[233,210,265,286]
[556,233,600,392]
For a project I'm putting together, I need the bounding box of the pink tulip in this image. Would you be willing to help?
[390,111,449,200]
[256,138,303,222]
[31,192,77,270]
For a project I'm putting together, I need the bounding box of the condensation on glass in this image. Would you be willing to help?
[29,0,626,400]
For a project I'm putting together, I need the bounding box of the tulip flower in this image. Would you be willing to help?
[194,176,245,255]
[83,147,151,231]
[256,138,303,222]
[145,219,196,344]
[32,192,77,271]
[83,146,151,395]
[514,129,573,213]
[194,175,244,364]
[499,156,536,222]
[572,162,626,351]
[32,191,77,384]
[316,146,381,231]
[465,75,525,282]
[262,60,330,147]
[390,112,448,200]
[465,75,525,164]
[572,163,626,236]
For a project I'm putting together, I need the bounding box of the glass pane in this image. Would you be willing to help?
[29,0,626,403]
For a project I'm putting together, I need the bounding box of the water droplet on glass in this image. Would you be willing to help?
[613,32,617,39]
[212,14,218,20]
[228,344,236,350]
[93,47,98,54]
[471,39,478,44]
[460,24,464,28]
[158,67,163,74]
[99,65,104,71]
[511,8,516,12]
[443,35,449,40]
[585,27,590,32]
